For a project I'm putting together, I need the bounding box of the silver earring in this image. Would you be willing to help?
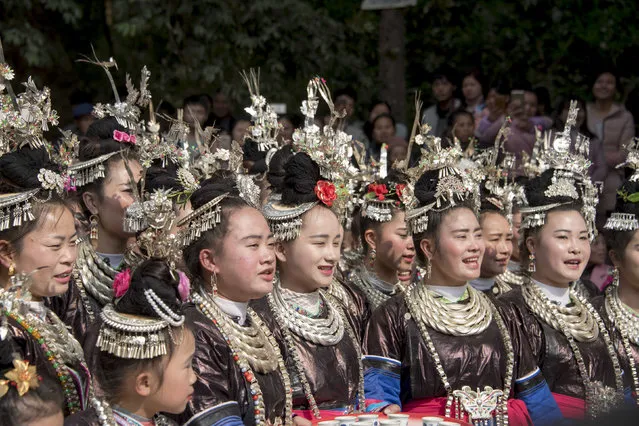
[210,271,218,296]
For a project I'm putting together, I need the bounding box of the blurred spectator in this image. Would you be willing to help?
[533,86,552,118]
[582,232,614,291]
[368,113,406,162]
[183,94,210,156]
[206,89,236,134]
[587,68,635,215]
[277,114,299,144]
[388,143,408,168]
[476,80,510,147]
[231,119,250,146]
[444,110,475,152]
[364,100,408,140]
[335,87,369,146]
[156,100,176,134]
[64,90,95,136]
[461,68,487,129]
[479,82,551,161]
[421,67,461,137]
[552,97,606,183]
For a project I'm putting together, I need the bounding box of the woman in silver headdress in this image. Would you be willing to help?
[593,172,639,406]
[348,172,415,310]
[49,117,142,344]
[178,172,293,426]
[0,148,92,417]
[498,166,625,420]
[363,135,561,426]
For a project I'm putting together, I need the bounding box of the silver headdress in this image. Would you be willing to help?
[97,304,176,359]
[519,100,599,238]
[473,124,519,224]
[78,51,150,130]
[67,151,120,189]
[604,139,639,232]
[403,119,477,235]
[262,77,356,240]
[0,61,59,155]
[241,69,280,151]
[177,193,228,247]
[291,77,358,182]
[0,51,72,231]
[361,181,407,223]
[262,194,318,241]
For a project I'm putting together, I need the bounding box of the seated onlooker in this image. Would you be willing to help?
[552,97,607,183]
[461,68,487,129]
[421,67,462,137]
[205,89,236,134]
[582,231,614,291]
[334,87,369,146]
[368,113,407,163]
[478,83,552,162]
[364,100,408,141]
[231,118,250,146]
[443,109,476,153]
[277,114,300,144]
[476,80,510,147]
[587,67,635,215]
[183,94,210,157]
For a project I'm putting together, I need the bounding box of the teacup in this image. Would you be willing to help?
[335,416,358,426]
[387,414,409,426]
[421,416,443,426]
[357,414,380,426]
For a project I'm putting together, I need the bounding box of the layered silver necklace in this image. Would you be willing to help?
[352,267,402,310]
[523,279,624,418]
[270,278,344,346]
[405,283,513,425]
[604,281,639,405]
[192,290,279,374]
[75,239,117,317]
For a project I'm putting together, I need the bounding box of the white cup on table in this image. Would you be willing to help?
[335,416,358,426]
[421,417,443,426]
[357,414,380,426]
[387,414,409,426]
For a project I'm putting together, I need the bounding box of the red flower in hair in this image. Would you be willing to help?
[315,180,337,207]
[395,184,406,200]
[113,269,132,298]
[368,183,389,201]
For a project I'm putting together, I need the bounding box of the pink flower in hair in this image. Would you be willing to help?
[113,130,137,145]
[113,269,132,298]
[177,271,191,302]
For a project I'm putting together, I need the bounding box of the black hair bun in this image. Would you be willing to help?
[84,117,126,140]
[524,168,583,208]
[413,170,440,205]
[145,161,183,194]
[0,147,57,192]
[115,259,181,318]
[266,145,294,192]
[79,117,133,161]
[280,152,321,205]
[242,139,266,162]
[190,170,239,210]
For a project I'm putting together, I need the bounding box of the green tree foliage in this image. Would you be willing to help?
[2,0,638,123]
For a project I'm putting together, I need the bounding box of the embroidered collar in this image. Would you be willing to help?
[426,284,469,302]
